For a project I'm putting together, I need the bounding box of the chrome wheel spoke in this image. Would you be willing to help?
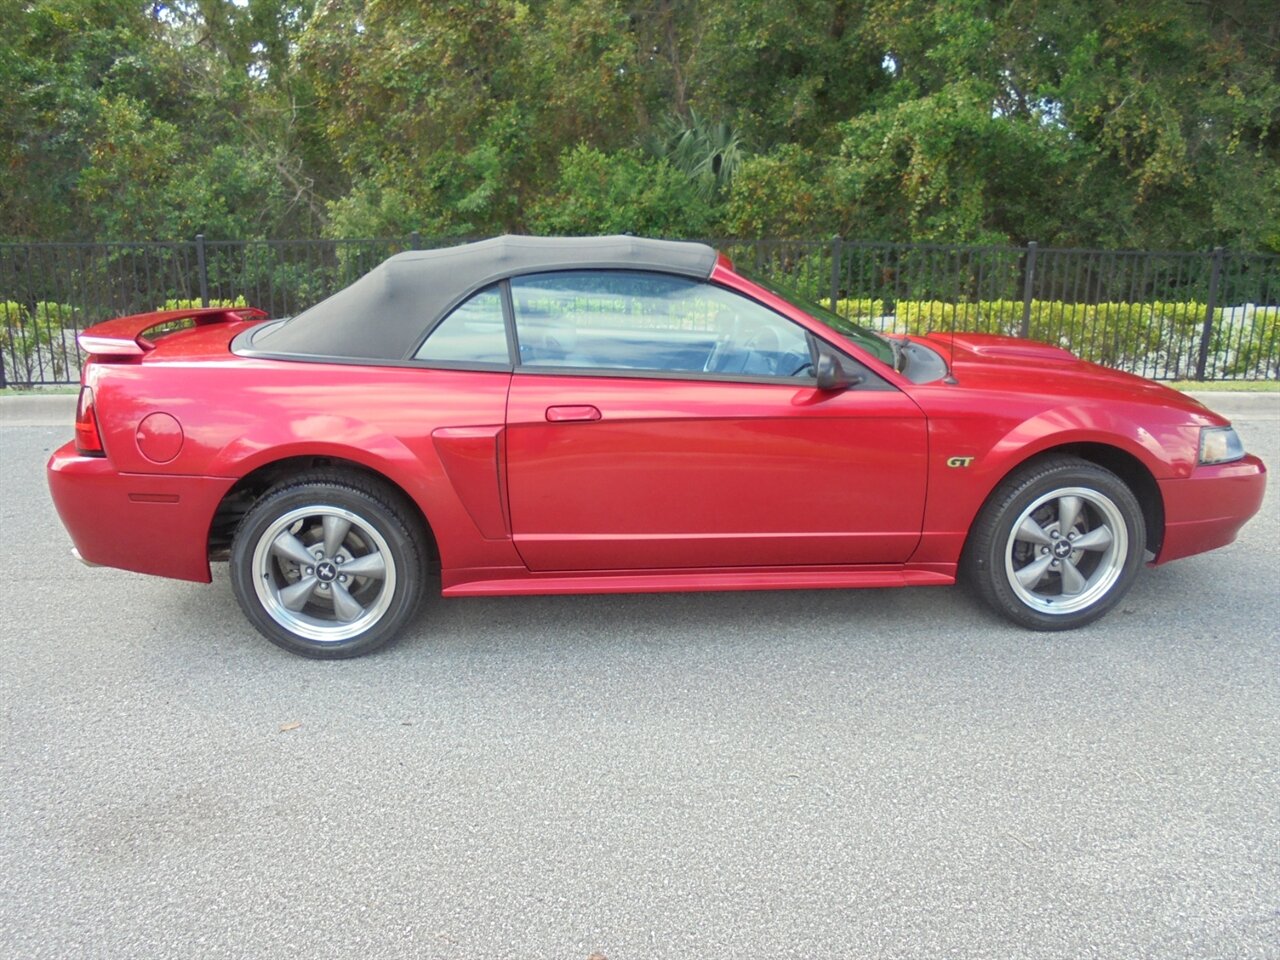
[1072,526,1113,551]
[340,552,386,580]
[330,582,364,622]
[279,576,319,611]
[1015,516,1052,546]
[1015,553,1054,588]
[1059,558,1087,595]
[322,515,351,558]
[271,531,316,568]
[1057,495,1083,534]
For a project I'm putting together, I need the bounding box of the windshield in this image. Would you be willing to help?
[743,270,895,367]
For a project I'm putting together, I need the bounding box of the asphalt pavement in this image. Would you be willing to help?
[1,393,1278,959]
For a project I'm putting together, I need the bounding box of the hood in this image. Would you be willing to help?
[925,332,1076,364]
[920,331,1212,416]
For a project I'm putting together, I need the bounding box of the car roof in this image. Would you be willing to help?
[239,234,720,362]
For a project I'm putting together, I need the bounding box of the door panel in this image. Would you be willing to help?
[505,373,928,571]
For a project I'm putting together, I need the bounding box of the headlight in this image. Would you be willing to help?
[1199,426,1245,464]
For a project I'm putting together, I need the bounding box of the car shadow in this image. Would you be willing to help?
[177,552,1236,671]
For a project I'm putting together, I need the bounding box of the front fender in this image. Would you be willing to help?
[911,393,1201,564]
[984,404,1193,482]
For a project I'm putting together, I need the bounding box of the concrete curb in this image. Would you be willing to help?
[1184,391,1280,421]
[1,388,1276,427]
[0,393,77,426]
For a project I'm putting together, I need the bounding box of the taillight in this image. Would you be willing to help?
[74,386,105,456]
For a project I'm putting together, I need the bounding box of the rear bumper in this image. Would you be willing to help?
[47,442,235,583]
[1155,455,1267,564]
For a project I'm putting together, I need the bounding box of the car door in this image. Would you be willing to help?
[502,270,929,572]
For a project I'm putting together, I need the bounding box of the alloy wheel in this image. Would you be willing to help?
[1003,485,1129,616]
[250,504,398,643]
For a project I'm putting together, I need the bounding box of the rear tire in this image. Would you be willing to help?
[230,472,424,658]
[964,456,1145,631]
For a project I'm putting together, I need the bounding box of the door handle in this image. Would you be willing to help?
[545,405,602,422]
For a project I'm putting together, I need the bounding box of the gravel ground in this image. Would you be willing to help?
[1,396,1277,960]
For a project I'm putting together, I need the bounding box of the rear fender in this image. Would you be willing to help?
[205,414,519,572]
[207,416,440,510]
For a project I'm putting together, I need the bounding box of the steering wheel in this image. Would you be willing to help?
[703,337,729,372]
[743,327,780,354]
[704,313,743,373]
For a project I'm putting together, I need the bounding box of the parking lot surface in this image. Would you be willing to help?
[2,395,1278,959]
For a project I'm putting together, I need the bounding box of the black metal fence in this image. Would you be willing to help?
[3,235,1278,385]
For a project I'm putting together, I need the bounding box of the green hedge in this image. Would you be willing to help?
[2,297,249,383]
[827,298,1278,379]
[3,293,1276,383]
[2,301,77,383]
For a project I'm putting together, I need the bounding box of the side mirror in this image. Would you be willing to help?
[815,349,859,391]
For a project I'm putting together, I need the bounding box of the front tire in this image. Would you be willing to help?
[230,473,424,658]
[965,456,1145,631]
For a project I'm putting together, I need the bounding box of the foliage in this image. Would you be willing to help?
[525,146,714,237]
[830,82,1075,244]
[722,145,840,239]
[832,299,887,321]
[1,0,1278,252]
[158,297,249,310]
[143,297,249,337]
[643,109,746,201]
[2,300,76,384]
[869,299,1218,378]
[1220,306,1280,379]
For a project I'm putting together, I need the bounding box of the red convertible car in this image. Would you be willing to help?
[48,236,1266,657]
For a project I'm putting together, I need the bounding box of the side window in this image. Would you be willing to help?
[414,285,509,365]
[508,271,815,379]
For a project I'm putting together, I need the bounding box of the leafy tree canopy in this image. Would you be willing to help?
[3,0,1277,249]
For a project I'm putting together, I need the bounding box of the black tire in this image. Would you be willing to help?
[229,472,425,658]
[964,455,1145,631]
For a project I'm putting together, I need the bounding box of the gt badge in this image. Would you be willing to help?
[946,456,975,468]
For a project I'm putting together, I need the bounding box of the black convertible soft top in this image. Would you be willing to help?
[236,234,720,362]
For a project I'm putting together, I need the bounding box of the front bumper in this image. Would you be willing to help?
[1155,454,1267,564]
[47,442,235,583]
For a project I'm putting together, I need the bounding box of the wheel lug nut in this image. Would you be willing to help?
[1050,531,1059,539]
[339,575,347,583]
[305,566,313,575]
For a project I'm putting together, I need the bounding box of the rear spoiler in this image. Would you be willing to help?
[77,306,268,357]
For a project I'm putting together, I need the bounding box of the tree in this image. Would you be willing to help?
[2,0,1276,249]
[526,145,714,236]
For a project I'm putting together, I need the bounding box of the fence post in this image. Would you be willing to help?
[1195,246,1225,381]
[410,230,421,251]
[829,235,843,312]
[1019,241,1038,338]
[195,234,209,307]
